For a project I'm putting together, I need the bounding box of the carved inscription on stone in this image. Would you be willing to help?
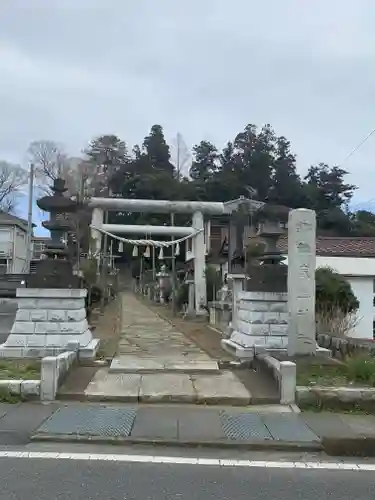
[287,209,316,355]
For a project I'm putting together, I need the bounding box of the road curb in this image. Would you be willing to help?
[30,432,323,452]
[322,436,375,457]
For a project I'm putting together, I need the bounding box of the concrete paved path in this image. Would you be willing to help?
[84,294,252,405]
[110,294,218,373]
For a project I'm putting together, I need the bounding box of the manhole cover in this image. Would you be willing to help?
[37,406,137,437]
[220,412,272,441]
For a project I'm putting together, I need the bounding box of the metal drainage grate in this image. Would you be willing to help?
[220,412,272,441]
[37,406,137,437]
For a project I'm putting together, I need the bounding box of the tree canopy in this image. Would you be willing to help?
[84,123,365,236]
[3,122,373,235]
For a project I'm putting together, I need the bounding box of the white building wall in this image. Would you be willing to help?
[341,276,373,339]
[13,227,27,273]
[217,255,375,340]
[0,225,28,273]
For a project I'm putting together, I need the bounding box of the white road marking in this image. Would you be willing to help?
[0,451,373,470]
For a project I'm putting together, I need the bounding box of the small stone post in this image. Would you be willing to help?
[287,208,317,356]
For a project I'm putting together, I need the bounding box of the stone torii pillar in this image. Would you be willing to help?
[192,210,206,315]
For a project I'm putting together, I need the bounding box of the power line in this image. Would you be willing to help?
[337,128,375,167]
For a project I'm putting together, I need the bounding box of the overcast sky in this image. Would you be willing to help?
[1,0,375,210]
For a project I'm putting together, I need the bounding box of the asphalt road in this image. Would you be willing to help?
[0,455,374,500]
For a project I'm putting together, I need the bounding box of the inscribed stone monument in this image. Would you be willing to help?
[287,208,316,356]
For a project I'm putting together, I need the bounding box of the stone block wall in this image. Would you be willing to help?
[0,289,93,357]
[231,291,288,349]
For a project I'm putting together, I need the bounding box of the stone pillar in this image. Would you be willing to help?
[287,208,317,356]
[91,208,104,256]
[0,288,99,358]
[192,211,207,315]
[228,274,246,332]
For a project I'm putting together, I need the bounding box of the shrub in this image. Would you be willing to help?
[346,355,375,386]
[315,267,359,314]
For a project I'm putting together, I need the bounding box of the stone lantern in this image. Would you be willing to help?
[1,177,99,358]
[255,204,289,265]
[28,178,81,289]
[245,204,290,293]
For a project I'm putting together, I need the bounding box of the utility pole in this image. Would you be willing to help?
[100,199,110,312]
[176,135,180,181]
[76,173,85,271]
[24,163,34,273]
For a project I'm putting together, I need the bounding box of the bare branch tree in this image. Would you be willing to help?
[28,140,69,194]
[316,305,361,338]
[0,161,28,213]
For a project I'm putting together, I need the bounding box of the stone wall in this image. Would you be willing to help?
[296,386,375,411]
[317,333,375,359]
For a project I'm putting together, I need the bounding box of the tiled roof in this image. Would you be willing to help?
[277,236,375,258]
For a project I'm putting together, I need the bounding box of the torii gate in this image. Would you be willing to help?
[89,197,263,315]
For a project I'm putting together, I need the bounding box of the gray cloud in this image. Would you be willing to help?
[1,0,375,201]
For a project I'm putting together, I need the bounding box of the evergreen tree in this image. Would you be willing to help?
[189,141,218,181]
[269,136,304,207]
[142,125,175,176]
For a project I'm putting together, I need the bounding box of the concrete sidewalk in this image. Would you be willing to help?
[1,402,375,456]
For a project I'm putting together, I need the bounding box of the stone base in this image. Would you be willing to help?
[222,334,329,361]
[231,330,288,349]
[221,338,255,360]
[79,339,101,360]
[260,345,332,360]
[1,288,96,358]
[0,338,100,360]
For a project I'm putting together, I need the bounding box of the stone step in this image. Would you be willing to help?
[109,356,220,374]
[82,369,252,406]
